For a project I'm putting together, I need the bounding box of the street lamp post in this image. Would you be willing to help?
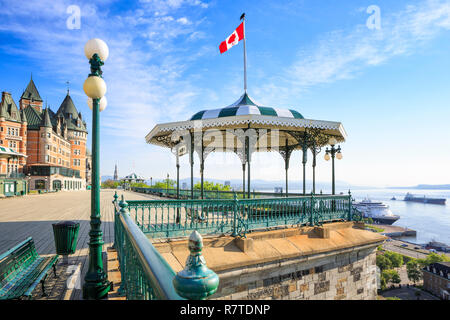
[324,137,343,195]
[82,38,111,300]
[150,177,153,187]
[27,173,31,194]
[166,173,169,195]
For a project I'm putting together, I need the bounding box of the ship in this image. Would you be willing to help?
[404,193,446,205]
[353,198,400,225]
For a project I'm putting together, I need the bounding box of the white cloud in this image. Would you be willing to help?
[256,0,450,103]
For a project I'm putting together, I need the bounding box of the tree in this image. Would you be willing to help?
[130,182,150,188]
[153,179,176,189]
[418,252,450,268]
[376,254,393,271]
[382,269,401,286]
[193,181,232,191]
[101,179,120,189]
[391,271,401,284]
[384,251,403,268]
[406,259,422,284]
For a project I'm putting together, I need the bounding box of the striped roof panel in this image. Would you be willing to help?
[190,93,304,121]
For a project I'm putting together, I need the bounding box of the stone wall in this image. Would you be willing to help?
[211,244,378,300]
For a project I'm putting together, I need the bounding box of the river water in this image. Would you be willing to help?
[262,188,450,246]
[347,189,450,246]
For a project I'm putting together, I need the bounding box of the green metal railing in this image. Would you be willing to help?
[131,186,310,199]
[113,194,184,300]
[125,193,362,239]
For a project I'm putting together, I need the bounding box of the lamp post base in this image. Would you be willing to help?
[82,278,112,300]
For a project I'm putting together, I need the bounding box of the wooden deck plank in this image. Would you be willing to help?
[0,189,155,300]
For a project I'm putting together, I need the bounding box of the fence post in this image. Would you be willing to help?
[348,190,352,221]
[111,191,119,249]
[173,231,219,299]
[310,194,315,226]
[232,192,238,237]
[117,195,129,297]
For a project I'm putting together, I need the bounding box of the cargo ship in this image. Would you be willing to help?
[404,193,446,205]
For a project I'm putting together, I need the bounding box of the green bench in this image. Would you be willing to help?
[0,237,59,300]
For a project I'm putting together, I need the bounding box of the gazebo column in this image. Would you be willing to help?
[302,143,307,195]
[285,159,289,197]
[242,162,246,199]
[312,149,316,194]
[200,159,204,199]
[246,136,251,199]
[190,131,194,199]
[280,138,293,198]
[176,153,180,223]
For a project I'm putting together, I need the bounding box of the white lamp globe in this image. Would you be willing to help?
[324,153,331,161]
[83,76,107,99]
[87,96,107,112]
[336,151,343,160]
[328,137,338,146]
[84,38,109,61]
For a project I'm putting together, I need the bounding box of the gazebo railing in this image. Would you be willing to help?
[131,186,314,200]
[125,194,360,238]
[113,195,184,300]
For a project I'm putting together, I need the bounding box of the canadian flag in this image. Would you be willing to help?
[219,22,244,54]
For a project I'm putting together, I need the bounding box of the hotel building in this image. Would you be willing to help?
[20,77,89,192]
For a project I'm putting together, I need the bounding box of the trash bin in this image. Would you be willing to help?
[52,221,80,264]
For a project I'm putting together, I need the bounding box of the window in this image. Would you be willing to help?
[35,180,46,190]
[46,145,50,150]
[45,155,49,162]
[47,133,51,138]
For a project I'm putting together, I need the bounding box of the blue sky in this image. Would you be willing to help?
[0,0,449,189]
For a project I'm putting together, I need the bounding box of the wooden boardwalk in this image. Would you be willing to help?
[0,189,160,300]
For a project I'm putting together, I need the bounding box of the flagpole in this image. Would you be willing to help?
[241,13,247,93]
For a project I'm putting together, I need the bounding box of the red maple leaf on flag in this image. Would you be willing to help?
[227,33,236,44]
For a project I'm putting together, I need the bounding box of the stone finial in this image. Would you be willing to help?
[173,231,219,300]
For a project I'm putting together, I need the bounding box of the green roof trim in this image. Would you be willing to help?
[289,109,304,119]
[257,106,278,117]
[191,110,206,120]
[189,92,305,121]
[218,107,239,118]
[237,92,257,106]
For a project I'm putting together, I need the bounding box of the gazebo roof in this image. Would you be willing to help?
[124,173,145,180]
[190,93,304,121]
[146,92,347,151]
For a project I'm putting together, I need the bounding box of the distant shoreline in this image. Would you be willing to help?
[387,185,450,190]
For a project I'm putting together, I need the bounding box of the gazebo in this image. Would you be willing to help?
[145,92,347,199]
[122,172,146,184]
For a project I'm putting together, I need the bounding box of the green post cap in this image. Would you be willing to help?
[173,231,219,300]
[119,195,128,213]
[113,191,118,203]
